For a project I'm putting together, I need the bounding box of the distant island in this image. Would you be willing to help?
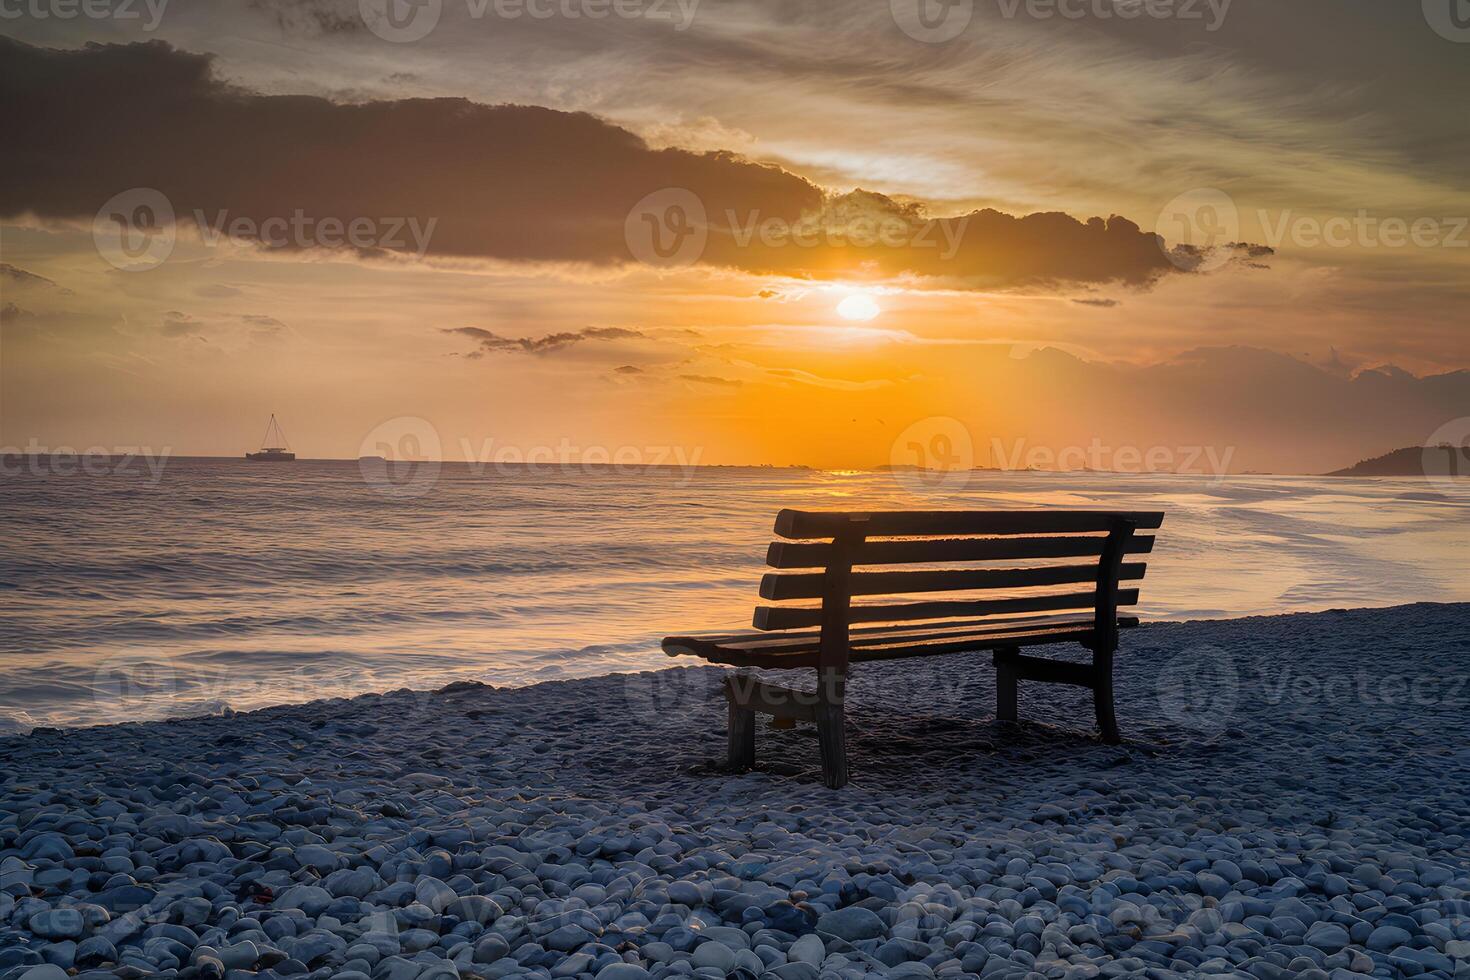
[1327,444,1467,477]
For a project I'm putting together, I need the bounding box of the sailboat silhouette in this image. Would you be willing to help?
[246,415,296,462]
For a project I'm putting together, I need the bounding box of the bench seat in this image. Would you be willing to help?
[661,508,1164,787]
[664,613,1140,668]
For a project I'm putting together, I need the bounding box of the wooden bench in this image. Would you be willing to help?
[663,509,1164,788]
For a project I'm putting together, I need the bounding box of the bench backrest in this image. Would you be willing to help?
[757,509,1164,666]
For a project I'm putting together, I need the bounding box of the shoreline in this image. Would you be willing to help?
[4,603,1469,979]
[3,602,1466,739]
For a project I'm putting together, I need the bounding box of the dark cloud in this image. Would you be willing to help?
[1072,298,1120,308]
[1,302,30,324]
[614,365,645,374]
[196,283,244,298]
[0,263,60,288]
[0,37,1243,290]
[241,314,287,338]
[680,374,743,387]
[446,325,642,355]
[160,311,203,337]
[245,0,363,35]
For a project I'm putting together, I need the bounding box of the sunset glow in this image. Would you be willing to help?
[836,294,882,322]
[0,4,1465,473]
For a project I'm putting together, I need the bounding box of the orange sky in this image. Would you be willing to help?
[2,2,1467,473]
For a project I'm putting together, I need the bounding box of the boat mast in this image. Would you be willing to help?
[261,414,291,451]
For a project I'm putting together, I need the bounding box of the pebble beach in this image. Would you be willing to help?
[3,603,1469,980]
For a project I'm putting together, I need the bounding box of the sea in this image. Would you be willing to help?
[3,457,1468,730]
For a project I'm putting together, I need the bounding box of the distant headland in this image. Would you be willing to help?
[1327,445,1468,478]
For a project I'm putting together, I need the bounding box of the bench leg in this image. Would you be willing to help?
[724,677,756,771]
[815,668,848,789]
[994,646,1019,723]
[1093,649,1121,744]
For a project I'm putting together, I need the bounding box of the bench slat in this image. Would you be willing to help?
[760,561,1147,601]
[665,620,1132,669]
[774,509,1164,540]
[767,534,1155,568]
[753,589,1139,630]
[671,612,1138,654]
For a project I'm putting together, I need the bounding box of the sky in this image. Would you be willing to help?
[1,0,1467,473]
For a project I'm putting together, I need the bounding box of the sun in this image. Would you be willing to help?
[836,293,881,321]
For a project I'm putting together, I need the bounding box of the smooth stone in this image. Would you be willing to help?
[1305,922,1350,954]
[595,965,653,980]
[1366,925,1411,951]
[691,941,737,972]
[816,907,885,942]
[29,909,85,939]
[18,968,71,980]
[788,934,824,966]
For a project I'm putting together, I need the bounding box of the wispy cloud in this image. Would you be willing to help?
[680,373,743,387]
[446,325,644,356]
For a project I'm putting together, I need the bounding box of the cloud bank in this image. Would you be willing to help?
[0,37,1250,289]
